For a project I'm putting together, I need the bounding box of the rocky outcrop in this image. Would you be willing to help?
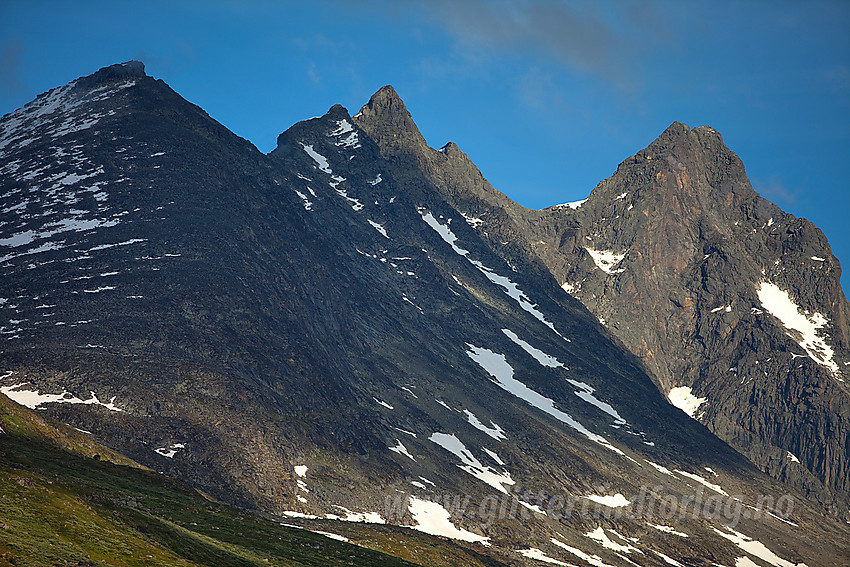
[362,104,850,510]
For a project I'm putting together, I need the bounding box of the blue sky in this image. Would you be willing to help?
[2,1,849,288]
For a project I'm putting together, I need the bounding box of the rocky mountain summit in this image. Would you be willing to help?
[1,62,848,565]
[354,91,850,513]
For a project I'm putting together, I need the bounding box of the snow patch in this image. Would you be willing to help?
[314,530,349,542]
[461,212,484,229]
[428,432,514,493]
[421,210,564,337]
[294,190,313,210]
[368,219,389,238]
[555,198,588,210]
[389,439,416,461]
[567,379,627,425]
[647,522,688,537]
[551,538,617,567]
[154,443,185,459]
[582,494,631,508]
[585,248,626,274]
[713,527,807,567]
[502,329,563,367]
[463,409,507,441]
[756,282,839,375]
[676,470,727,495]
[407,496,488,543]
[327,506,385,524]
[300,143,332,174]
[482,447,505,466]
[517,548,571,565]
[667,386,706,418]
[335,187,364,211]
[466,345,623,454]
[0,384,122,411]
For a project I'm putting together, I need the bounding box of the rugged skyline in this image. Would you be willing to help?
[2,1,849,289]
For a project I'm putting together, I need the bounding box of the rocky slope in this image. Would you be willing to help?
[0,391,501,566]
[0,62,848,565]
[354,91,850,512]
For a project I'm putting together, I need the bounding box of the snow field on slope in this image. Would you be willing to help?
[407,496,489,543]
[428,432,514,493]
[756,281,839,375]
[667,386,706,418]
[420,210,564,338]
[465,344,624,455]
[0,383,122,411]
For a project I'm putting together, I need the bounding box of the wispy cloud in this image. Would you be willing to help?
[307,62,321,84]
[402,0,667,91]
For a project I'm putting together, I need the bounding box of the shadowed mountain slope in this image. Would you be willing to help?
[0,63,847,565]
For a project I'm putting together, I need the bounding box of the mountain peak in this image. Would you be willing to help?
[76,61,146,89]
[365,85,403,110]
[352,85,427,155]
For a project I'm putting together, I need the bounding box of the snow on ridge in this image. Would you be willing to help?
[567,379,627,425]
[407,496,489,543]
[517,548,570,565]
[465,344,624,455]
[550,537,618,567]
[667,386,706,419]
[0,383,122,411]
[756,281,839,375]
[463,409,507,441]
[582,494,631,508]
[300,143,332,174]
[676,470,727,495]
[389,439,416,461]
[555,197,588,210]
[713,527,808,567]
[328,120,361,148]
[502,329,563,368]
[329,119,353,135]
[154,443,185,459]
[585,247,626,274]
[428,432,515,493]
[294,190,313,210]
[648,522,688,537]
[1,79,136,154]
[420,210,563,338]
[368,219,389,238]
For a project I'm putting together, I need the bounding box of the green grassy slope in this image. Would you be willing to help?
[0,395,506,567]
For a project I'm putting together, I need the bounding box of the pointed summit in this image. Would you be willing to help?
[76,61,147,90]
[352,85,427,157]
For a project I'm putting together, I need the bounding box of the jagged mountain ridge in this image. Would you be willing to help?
[352,91,850,511]
[0,62,848,565]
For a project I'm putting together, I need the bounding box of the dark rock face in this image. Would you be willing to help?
[1,63,848,564]
[364,106,850,511]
